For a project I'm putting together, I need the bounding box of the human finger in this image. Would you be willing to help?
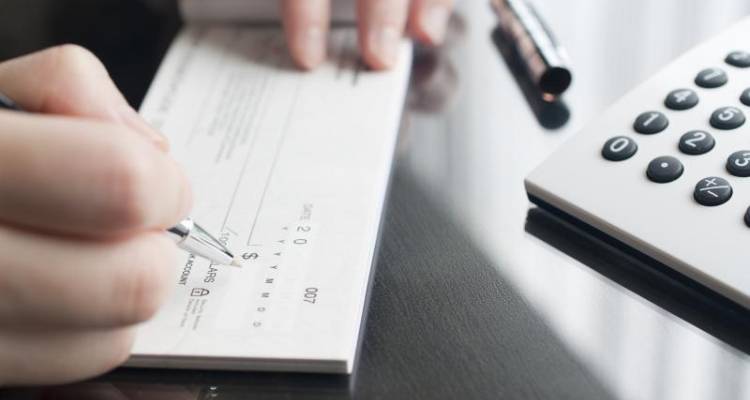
[0,227,177,328]
[357,0,410,70]
[281,0,330,70]
[0,45,167,151]
[408,0,453,45]
[0,111,191,237]
[0,326,136,386]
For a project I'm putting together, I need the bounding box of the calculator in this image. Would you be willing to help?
[525,16,750,310]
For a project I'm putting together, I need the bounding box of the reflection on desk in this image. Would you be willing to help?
[525,207,750,354]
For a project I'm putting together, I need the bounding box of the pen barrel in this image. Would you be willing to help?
[167,218,194,243]
[169,219,234,266]
[491,0,572,96]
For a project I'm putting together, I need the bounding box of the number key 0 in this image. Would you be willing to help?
[602,136,638,161]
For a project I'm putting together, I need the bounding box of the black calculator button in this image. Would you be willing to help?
[710,106,745,130]
[694,177,733,206]
[726,51,750,68]
[726,150,750,177]
[664,89,699,110]
[646,156,683,183]
[741,88,750,107]
[745,207,750,227]
[602,136,638,161]
[678,130,714,155]
[634,111,668,134]
[695,68,728,88]
[602,136,637,161]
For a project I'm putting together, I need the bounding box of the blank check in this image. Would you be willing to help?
[128,27,411,373]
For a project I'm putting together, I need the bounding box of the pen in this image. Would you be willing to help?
[0,91,240,267]
[491,0,572,100]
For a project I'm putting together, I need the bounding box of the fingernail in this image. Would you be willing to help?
[420,4,450,44]
[294,26,326,69]
[116,105,170,152]
[368,26,401,69]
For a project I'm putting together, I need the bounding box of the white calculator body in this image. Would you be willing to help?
[526,16,750,310]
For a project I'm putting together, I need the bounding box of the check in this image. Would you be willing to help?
[127,26,411,373]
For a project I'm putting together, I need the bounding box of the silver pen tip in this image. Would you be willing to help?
[230,257,243,268]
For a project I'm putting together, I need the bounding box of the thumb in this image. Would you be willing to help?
[0,44,168,151]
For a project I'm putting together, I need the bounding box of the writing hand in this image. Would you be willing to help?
[0,45,192,386]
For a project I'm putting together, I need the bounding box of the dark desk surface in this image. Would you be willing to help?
[1,1,749,399]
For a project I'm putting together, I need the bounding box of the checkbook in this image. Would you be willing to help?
[127,27,411,373]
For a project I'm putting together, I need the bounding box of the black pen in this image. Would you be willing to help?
[0,92,240,267]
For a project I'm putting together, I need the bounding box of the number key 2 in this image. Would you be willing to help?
[679,130,715,155]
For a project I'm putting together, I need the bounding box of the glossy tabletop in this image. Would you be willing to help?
[1,1,749,399]
[405,2,750,399]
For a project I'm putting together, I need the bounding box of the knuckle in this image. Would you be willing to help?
[101,140,156,229]
[38,44,109,112]
[49,44,104,73]
[113,236,174,324]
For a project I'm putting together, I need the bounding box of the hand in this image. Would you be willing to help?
[0,45,192,386]
[281,0,455,70]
